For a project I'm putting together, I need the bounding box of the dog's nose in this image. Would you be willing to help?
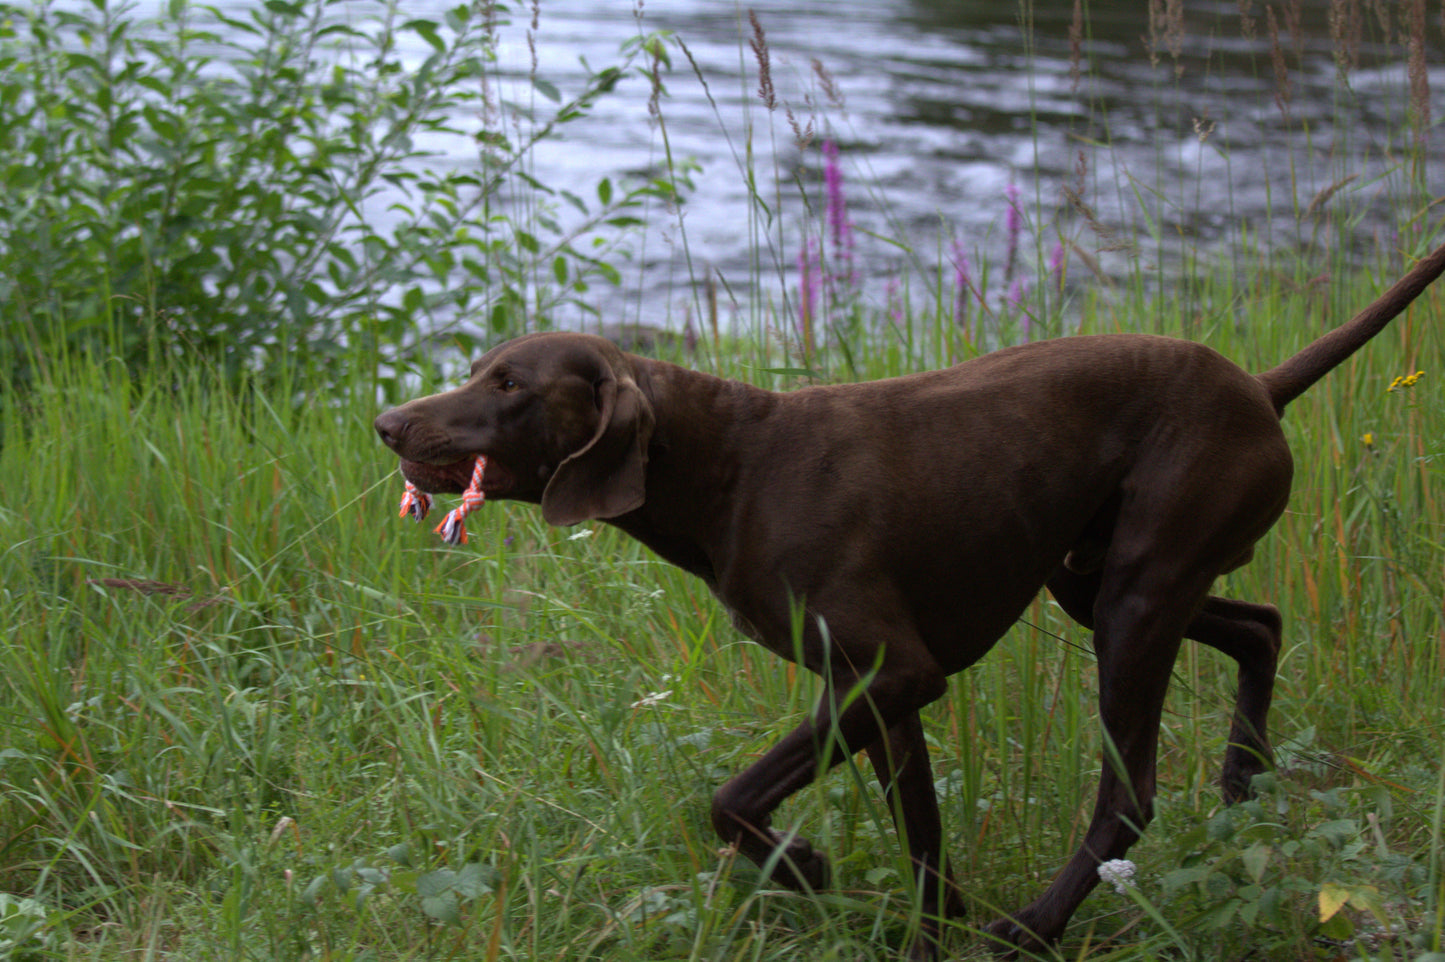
[374,410,409,451]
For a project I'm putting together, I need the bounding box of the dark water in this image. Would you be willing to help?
[276,1,1445,330]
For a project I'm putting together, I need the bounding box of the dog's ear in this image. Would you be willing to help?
[541,371,655,526]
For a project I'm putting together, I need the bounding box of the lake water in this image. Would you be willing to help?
[245,0,1445,333]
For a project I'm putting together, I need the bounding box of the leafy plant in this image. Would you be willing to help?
[1108,772,1439,958]
[0,893,56,962]
[0,0,671,392]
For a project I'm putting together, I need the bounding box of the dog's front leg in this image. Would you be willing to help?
[866,710,965,961]
[710,653,947,898]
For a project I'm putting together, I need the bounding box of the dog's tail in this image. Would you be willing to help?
[1257,238,1445,416]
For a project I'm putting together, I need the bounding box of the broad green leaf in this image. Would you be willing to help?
[403,19,445,53]
[1241,841,1271,883]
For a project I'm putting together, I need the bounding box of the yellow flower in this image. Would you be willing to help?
[1362,432,1374,447]
[1387,370,1425,392]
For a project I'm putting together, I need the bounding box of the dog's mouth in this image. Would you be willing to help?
[398,456,514,496]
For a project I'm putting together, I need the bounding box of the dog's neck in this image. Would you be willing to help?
[606,357,777,587]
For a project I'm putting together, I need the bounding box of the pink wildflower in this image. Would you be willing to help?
[1049,240,1067,295]
[822,139,855,287]
[950,237,977,323]
[1004,182,1022,281]
[886,273,904,330]
[1007,277,1031,342]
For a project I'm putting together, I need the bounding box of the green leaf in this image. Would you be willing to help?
[301,875,328,906]
[416,869,455,898]
[403,19,445,53]
[553,256,568,284]
[1159,865,1212,893]
[597,177,612,206]
[533,77,560,103]
[1310,818,1357,849]
[1317,903,1355,940]
[1241,840,1271,883]
[422,892,460,924]
[453,863,497,898]
[560,189,588,215]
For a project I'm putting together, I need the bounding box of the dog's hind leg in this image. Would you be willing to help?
[994,534,1242,947]
[1183,596,1282,801]
[989,555,1213,953]
[1048,573,1281,803]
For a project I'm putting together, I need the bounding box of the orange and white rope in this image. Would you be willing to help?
[396,455,487,545]
[433,455,487,545]
[397,482,433,522]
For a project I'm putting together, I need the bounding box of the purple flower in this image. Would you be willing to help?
[1007,277,1031,342]
[950,237,977,323]
[1049,240,1067,294]
[822,139,855,287]
[886,273,904,330]
[1004,182,1022,281]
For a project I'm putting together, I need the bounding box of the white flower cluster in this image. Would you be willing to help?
[630,689,672,709]
[1097,858,1137,894]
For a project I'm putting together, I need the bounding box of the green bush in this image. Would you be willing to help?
[0,0,670,391]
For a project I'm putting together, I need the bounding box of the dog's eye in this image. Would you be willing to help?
[499,377,521,393]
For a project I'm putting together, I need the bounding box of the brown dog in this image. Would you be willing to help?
[376,241,1445,957]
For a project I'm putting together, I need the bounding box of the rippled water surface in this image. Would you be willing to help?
[237,0,1445,329]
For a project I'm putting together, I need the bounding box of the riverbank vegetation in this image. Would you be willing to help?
[1,0,1442,959]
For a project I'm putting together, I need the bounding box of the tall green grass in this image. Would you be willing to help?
[2,1,1444,960]
[1,267,1439,959]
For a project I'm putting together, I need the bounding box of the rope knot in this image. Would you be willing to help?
[396,455,487,545]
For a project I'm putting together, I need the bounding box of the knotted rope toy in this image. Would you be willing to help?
[397,455,487,545]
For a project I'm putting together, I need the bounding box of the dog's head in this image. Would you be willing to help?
[374,332,655,526]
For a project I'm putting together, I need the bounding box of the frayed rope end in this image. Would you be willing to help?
[398,482,432,522]
[394,456,487,545]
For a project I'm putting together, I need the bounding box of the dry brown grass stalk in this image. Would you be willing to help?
[1282,0,1304,58]
[1070,0,1085,92]
[1146,0,1164,69]
[88,578,225,613]
[1146,0,1187,75]
[1368,0,1391,37]
[1238,0,1258,41]
[1063,150,1132,255]
[748,9,775,111]
[1406,0,1430,154]
[785,103,815,150]
[1267,5,1293,121]
[1329,0,1363,76]
[527,0,540,77]
[812,58,844,110]
[1304,173,1360,218]
[1164,0,1185,75]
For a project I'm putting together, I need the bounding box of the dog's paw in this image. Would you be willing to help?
[765,830,831,891]
[982,915,1053,958]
